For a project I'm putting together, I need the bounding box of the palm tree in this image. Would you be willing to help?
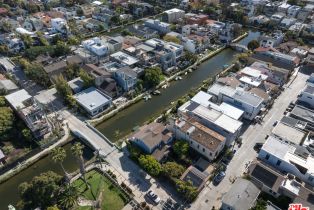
[71,143,86,184]
[51,147,70,182]
[58,185,79,209]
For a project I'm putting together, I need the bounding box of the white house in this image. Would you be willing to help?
[164,8,185,23]
[74,87,112,117]
[287,5,301,18]
[279,18,297,29]
[144,19,171,34]
[82,37,109,57]
[51,18,69,34]
[182,25,191,36]
[298,84,314,108]
[258,31,284,48]
[178,94,243,146]
[278,3,291,14]
[171,118,226,161]
[208,83,264,120]
[258,136,314,187]
[306,48,314,67]
[297,4,314,21]
[270,13,284,23]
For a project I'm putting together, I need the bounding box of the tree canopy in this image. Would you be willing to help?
[138,155,162,177]
[247,40,260,51]
[175,179,198,202]
[163,35,180,44]
[19,58,50,87]
[173,140,189,159]
[55,75,72,98]
[0,96,6,107]
[18,171,63,209]
[162,162,185,179]
[79,69,94,88]
[143,66,163,88]
[0,107,14,141]
[55,75,76,107]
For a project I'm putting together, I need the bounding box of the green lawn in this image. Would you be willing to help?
[73,170,129,210]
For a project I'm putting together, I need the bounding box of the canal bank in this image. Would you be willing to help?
[96,30,261,141]
[0,141,94,210]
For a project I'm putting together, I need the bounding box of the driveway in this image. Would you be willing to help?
[190,72,309,209]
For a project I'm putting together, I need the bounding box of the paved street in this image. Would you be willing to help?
[64,110,177,209]
[190,71,309,210]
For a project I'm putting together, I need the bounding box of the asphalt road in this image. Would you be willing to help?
[190,71,309,210]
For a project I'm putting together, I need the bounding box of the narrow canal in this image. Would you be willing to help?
[96,30,261,141]
[0,30,260,208]
[0,141,94,210]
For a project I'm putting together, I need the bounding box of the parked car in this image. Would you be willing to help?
[213,171,226,185]
[273,121,278,126]
[254,143,263,152]
[147,190,160,204]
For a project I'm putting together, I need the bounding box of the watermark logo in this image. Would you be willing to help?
[288,204,309,210]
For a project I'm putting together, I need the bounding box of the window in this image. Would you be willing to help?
[197,145,199,149]
[209,152,212,156]
[265,154,270,160]
[190,141,193,145]
[276,160,281,166]
[308,176,314,182]
[203,148,205,152]
[307,96,312,99]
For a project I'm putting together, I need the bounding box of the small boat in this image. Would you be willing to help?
[222,64,229,69]
[178,76,183,80]
[143,95,151,101]
[188,69,193,73]
[184,72,188,75]
[153,90,161,95]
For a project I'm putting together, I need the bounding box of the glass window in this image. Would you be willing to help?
[265,154,270,160]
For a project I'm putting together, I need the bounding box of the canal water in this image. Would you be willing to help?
[0,30,260,209]
[0,141,94,210]
[96,30,261,141]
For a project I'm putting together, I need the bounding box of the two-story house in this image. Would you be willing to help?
[113,66,138,92]
[208,83,264,120]
[258,136,314,187]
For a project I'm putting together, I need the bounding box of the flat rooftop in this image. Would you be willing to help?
[239,76,262,87]
[291,105,314,123]
[191,91,212,107]
[5,89,32,109]
[240,66,268,80]
[280,116,307,130]
[304,84,314,95]
[272,122,306,145]
[251,164,280,189]
[74,87,111,112]
[222,178,260,210]
[110,51,139,66]
[262,136,294,160]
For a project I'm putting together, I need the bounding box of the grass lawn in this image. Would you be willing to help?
[73,170,129,210]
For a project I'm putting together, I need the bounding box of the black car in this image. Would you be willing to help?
[254,143,263,152]
[213,171,226,185]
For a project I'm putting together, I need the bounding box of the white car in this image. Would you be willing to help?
[147,190,161,204]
